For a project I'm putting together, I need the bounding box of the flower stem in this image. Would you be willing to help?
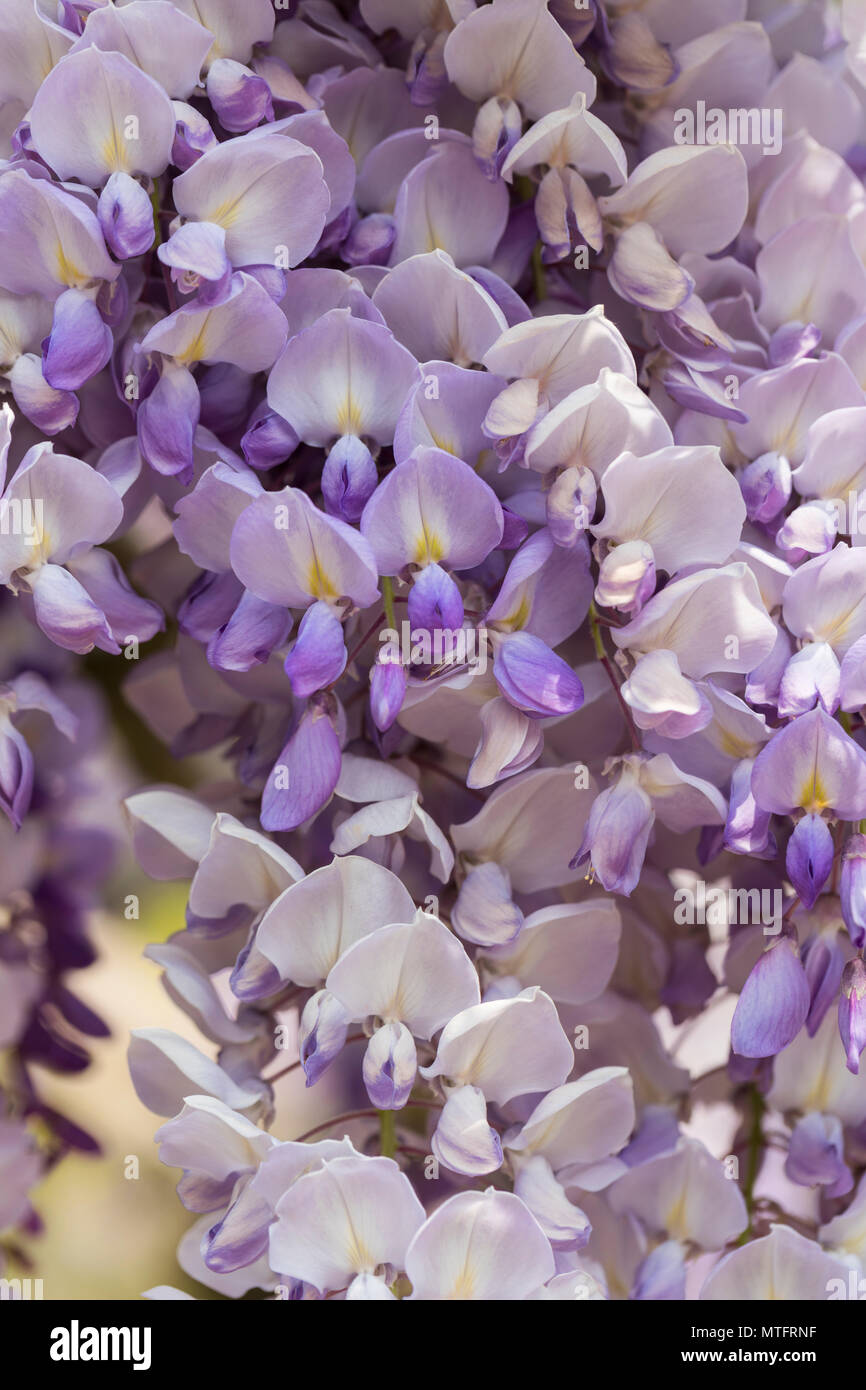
[381,575,397,630]
[737,1085,766,1243]
[379,1109,396,1159]
[589,602,641,752]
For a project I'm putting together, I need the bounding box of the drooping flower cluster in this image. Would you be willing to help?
[3,0,866,1301]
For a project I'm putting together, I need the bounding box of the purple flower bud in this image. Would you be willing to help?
[369,650,407,733]
[570,764,655,896]
[241,405,299,471]
[41,288,113,392]
[841,834,866,948]
[839,957,866,1074]
[284,601,347,698]
[493,630,584,719]
[8,353,78,435]
[407,563,464,641]
[342,213,396,268]
[97,172,154,260]
[322,435,379,524]
[785,813,834,909]
[362,1022,417,1110]
[137,361,200,481]
[0,719,34,830]
[801,931,845,1036]
[731,933,810,1059]
[299,989,349,1086]
[739,451,792,524]
[785,1112,853,1196]
[206,59,273,133]
[171,100,217,170]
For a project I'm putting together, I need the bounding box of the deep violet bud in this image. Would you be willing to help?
[171,101,217,170]
[570,763,654,896]
[241,405,299,471]
[841,834,866,948]
[206,59,273,133]
[369,648,407,733]
[322,436,379,524]
[785,813,834,910]
[838,957,866,1075]
[284,601,347,698]
[730,932,810,1059]
[739,451,792,525]
[97,172,154,260]
[407,564,464,641]
[492,631,584,719]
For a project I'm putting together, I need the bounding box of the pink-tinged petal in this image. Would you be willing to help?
[608,1139,746,1249]
[452,861,524,947]
[769,51,861,157]
[523,369,671,478]
[360,446,503,573]
[123,788,215,880]
[0,171,118,299]
[487,900,621,1007]
[30,563,118,655]
[595,540,656,615]
[732,354,863,466]
[443,0,596,118]
[406,1187,554,1300]
[614,563,776,679]
[621,650,712,739]
[175,0,274,64]
[372,250,507,366]
[0,446,123,581]
[608,221,694,311]
[599,144,748,257]
[731,934,810,1058]
[0,0,72,107]
[506,1068,635,1172]
[503,95,627,185]
[69,0,214,100]
[261,705,342,832]
[128,1027,265,1119]
[700,1225,849,1301]
[269,1155,424,1294]
[757,215,866,342]
[431,1086,503,1178]
[256,855,414,988]
[327,910,479,1038]
[794,406,866,503]
[783,544,866,659]
[41,289,112,392]
[390,142,509,268]
[594,444,744,572]
[421,986,573,1104]
[8,354,78,435]
[267,307,421,446]
[172,132,330,270]
[66,547,164,644]
[751,706,866,818]
[141,273,287,371]
[467,696,545,789]
[230,486,380,610]
[638,753,727,832]
[513,1155,590,1249]
[158,221,231,291]
[29,48,175,184]
[267,110,356,225]
[483,306,636,400]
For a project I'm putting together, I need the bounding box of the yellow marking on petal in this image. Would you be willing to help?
[446,1267,476,1300]
[55,244,85,289]
[798,771,829,813]
[413,521,443,565]
[101,123,129,175]
[207,197,243,230]
[717,728,757,760]
[307,556,337,600]
[429,431,456,454]
[176,321,212,365]
[336,395,364,436]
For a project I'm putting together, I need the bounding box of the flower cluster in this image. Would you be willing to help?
[3,0,866,1301]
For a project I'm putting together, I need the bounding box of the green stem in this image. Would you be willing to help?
[840,711,854,735]
[150,184,162,248]
[379,1109,396,1159]
[381,575,397,631]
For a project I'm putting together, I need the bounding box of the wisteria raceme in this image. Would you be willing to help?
[3,0,866,1312]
